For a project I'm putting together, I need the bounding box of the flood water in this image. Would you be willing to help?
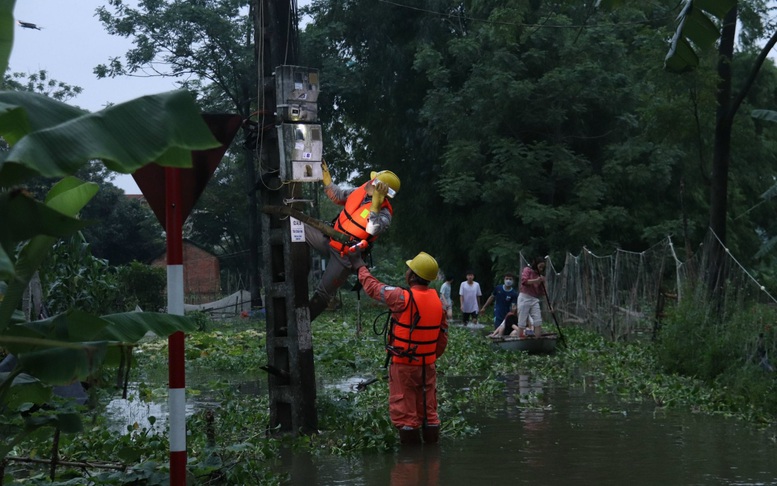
[274,375,777,486]
[106,374,777,485]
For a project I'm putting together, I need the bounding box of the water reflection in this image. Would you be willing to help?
[390,445,440,486]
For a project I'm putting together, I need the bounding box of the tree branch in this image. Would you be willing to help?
[729,29,777,125]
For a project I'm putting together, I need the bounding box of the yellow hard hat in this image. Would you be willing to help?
[406,251,439,282]
[369,170,401,194]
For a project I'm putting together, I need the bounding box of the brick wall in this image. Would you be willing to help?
[151,240,221,304]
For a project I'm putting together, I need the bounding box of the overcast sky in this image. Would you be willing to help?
[10,1,187,193]
[10,1,311,194]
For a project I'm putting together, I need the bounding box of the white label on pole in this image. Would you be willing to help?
[167,265,184,316]
[168,387,186,451]
[290,217,305,242]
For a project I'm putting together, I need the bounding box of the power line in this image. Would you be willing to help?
[376,0,673,29]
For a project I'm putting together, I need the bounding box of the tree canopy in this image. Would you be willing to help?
[85,0,777,292]
[300,0,777,287]
[96,0,262,298]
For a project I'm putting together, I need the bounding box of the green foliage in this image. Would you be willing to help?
[2,70,83,102]
[301,0,777,286]
[14,161,165,266]
[314,385,398,453]
[95,0,256,116]
[95,0,263,300]
[655,290,777,385]
[117,262,166,313]
[78,180,165,266]
[662,0,736,73]
[0,2,218,466]
[39,236,122,316]
[302,1,676,283]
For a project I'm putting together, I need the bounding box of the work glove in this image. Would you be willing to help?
[370,180,388,213]
[321,159,332,186]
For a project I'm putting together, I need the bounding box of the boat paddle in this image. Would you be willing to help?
[541,282,567,348]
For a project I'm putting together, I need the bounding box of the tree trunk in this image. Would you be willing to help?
[707,4,737,298]
[709,4,737,246]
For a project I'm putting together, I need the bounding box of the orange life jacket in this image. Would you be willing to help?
[329,183,393,253]
[388,287,444,365]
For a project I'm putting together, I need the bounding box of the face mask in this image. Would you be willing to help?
[504,279,513,286]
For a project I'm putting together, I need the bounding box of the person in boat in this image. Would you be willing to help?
[349,251,448,445]
[480,272,518,329]
[306,160,400,321]
[516,257,546,338]
[488,304,518,337]
[488,303,534,337]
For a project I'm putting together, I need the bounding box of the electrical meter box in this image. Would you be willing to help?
[275,65,320,122]
[279,123,323,182]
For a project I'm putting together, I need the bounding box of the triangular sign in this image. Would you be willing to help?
[133,113,243,227]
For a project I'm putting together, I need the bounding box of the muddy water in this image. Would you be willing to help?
[105,375,777,485]
[274,375,777,485]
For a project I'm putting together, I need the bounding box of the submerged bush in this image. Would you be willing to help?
[655,290,777,382]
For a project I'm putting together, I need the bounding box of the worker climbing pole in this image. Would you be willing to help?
[254,0,319,434]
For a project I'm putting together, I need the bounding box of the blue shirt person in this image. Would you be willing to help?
[480,272,519,328]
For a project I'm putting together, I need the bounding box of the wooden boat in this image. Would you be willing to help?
[488,333,558,354]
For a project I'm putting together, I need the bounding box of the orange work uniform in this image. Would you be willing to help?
[356,266,448,429]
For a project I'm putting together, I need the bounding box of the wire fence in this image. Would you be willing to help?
[539,229,777,342]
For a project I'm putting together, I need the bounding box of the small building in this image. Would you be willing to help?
[151,239,221,304]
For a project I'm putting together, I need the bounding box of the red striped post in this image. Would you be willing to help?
[165,167,186,484]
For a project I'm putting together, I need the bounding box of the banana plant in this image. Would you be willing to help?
[596,0,737,72]
[0,0,221,463]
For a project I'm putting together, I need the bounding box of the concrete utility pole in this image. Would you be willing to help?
[254,0,318,434]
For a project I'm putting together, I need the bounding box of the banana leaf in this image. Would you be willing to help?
[751,109,777,123]
[0,371,52,411]
[1,310,196,374]
[0,409,82,458]
[98,312,197,342]
[596,0,736,74]
[0,189,88,254]
[664,0,736,73]
[0,178,97,331]
[2,310,196,346]
[16,344,109,384]
[0,90,220,187]
[23,412,83,434]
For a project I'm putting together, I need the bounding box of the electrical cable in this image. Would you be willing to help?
[376,0,674,28]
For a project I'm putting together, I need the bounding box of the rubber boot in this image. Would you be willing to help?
[308,293,329,321]
[398,426,422,445]
[422,425,440,444]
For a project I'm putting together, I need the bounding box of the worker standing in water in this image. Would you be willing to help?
[348,251,448,445]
